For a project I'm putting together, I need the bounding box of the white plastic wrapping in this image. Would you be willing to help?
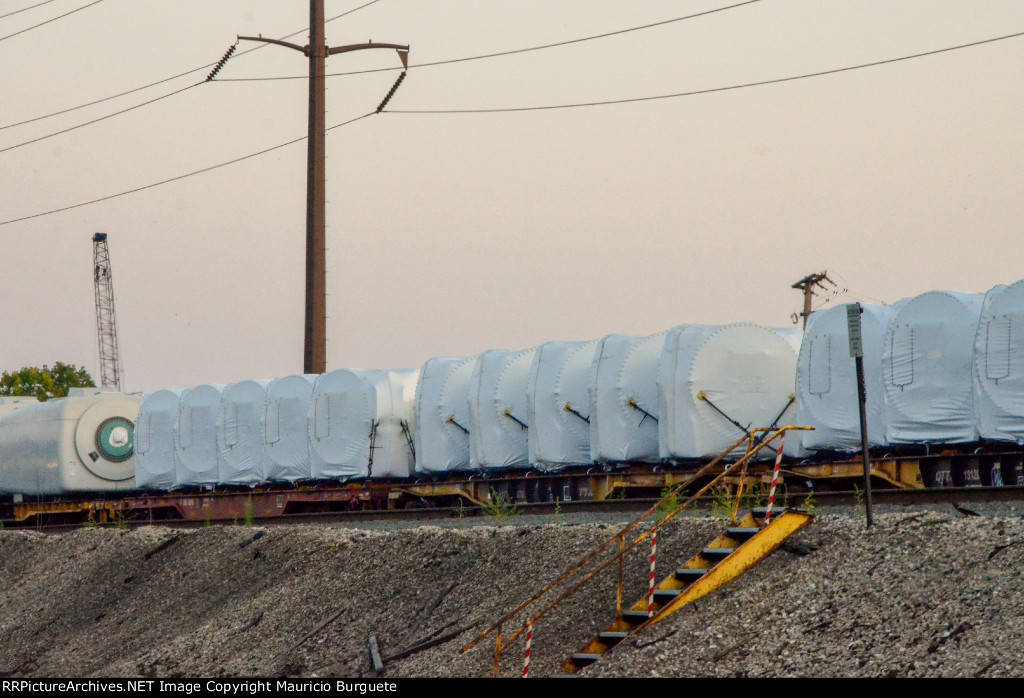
[0,393,141,495]
[134,389,181,490]
[589,332,667,463]
[883,290,984,444]
[468,348,537,470]
[261,374,318,482]
[974,280,1024,443]
[174,384,224,487]
[659,324,802,460]
[527,340,599,469]
[217,379,270,486]
[797,305,894,452]
[413,356,478,473]
[309,369,419,479]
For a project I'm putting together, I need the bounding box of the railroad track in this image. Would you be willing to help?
[8,485,1024,533]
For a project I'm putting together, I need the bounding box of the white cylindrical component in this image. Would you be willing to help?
[974,280,1024,443]
[261,374,318,482]
[309,368,419,480]
[882,290,984,444]
[174,384,224,487]
[135,389,182,490]
[527,340,599,470]
[468,348,537,470]
[658,324,801,460]
[0,393,141,495]
[796,304,893,452]
[590,332,668,464]
[217,379,271,486]
[413,356,479,473]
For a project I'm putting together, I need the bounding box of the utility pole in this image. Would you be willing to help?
[791,271,834,328]
[92,232,123,391]
[239,1,408,374]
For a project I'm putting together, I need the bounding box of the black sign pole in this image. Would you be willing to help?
[847,303,874,528]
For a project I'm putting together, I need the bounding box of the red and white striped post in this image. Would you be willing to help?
[764,431,786,524]
[522,621,532,678]
[647,529,657,617]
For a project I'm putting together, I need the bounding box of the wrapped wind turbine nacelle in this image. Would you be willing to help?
[413,356,478,473]
[468,348,537,470]
[134,389,182,490]
[0,392,141,495]
[883,290,984,444]
[261,374,318,482]
[309,369,419,479]
[590,332,667,463]
[527,340,598,470]
[217,379,270,486]
[658,324,802,460]
[796,304,893,452]
[174,384,224,487]
[974,280,1024,443]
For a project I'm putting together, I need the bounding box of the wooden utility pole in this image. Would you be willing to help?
[240,1,408,374]
[791,271,833,328]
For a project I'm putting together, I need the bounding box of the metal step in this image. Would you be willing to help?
[701,547,736,560]
[598,631,629,645]
[726,526,760,540]
[675,568,708,583]
[571,653,603,666]
[752,507,787,519]
[653,588,682,603]
[622,610,652,624]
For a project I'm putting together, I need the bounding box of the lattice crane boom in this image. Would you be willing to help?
[92,232,122,391]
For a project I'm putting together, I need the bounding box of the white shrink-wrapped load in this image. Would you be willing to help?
[590,331,667,463]
[659,324,802,460]
[797,305,893,452]
[309,369,419,479]
[883,290,984,444]
[135,389,181,490]
[261,374,317,482]
[527,340,599,469]
[174,384,224,487]
[974,280,1024,443]
[468,348,538,470]
[413,356,478,473]
[0,392,141,495]
[217,379,270,486]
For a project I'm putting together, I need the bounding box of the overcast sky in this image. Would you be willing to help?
[2,0,1023,394]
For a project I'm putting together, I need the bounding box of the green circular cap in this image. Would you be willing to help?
[95,416,134,462]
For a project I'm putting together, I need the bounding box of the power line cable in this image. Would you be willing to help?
[217,0,764,82]
[0,113,374,227]
[0,0,107,43]
[0,0,60,21]
[7,27,1023,226]
[0,82,200,154]
[382,29,1024,114]
[0,0,380,130]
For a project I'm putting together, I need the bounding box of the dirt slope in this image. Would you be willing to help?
[0,512,1021,678]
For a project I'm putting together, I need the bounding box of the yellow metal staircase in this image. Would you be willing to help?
[564,507,814,672]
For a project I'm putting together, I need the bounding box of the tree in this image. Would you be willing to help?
[0,363,95,401]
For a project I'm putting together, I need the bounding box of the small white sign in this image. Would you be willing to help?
[847,303,864,358]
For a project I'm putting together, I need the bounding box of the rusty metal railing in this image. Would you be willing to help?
[462,425,811,676]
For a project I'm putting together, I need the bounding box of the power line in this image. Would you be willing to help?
[383,29,1024,114]
[0,0,60,21]
[0,82,200,154]
[0,113,374,227]
[0,0,107,43]
[217,0,764,82]
[0,0,381,130]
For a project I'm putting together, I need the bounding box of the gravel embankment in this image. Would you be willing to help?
[0,510,1022,678]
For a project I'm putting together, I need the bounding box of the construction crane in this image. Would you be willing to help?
[92,233,123,391]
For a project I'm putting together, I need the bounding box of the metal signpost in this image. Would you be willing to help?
[847,303,874,527]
